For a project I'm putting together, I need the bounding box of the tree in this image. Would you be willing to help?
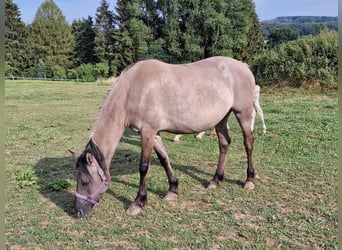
[156,0,263,63]
[94,0,118,75]
[115,0,154,70]
[5,0,28,76]
[36,59,47,80]
[157,0,184,63]
[267,27,299,49]
[27,0,74,69]
[223,0,264,61]
[239,3,264,63]
[72,16,97,67]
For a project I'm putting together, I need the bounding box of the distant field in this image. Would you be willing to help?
[5,80,337,249]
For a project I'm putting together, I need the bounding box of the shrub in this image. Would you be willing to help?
[94,62,109,79]
[251,30,337,88]
[5,62,14,77]
[51,65,66,80]
[67,69,78,80]
[76,63,96,82]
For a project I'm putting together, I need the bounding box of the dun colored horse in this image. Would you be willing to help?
[74,56,257,218]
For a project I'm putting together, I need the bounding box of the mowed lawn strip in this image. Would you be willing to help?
[5,80,337,249]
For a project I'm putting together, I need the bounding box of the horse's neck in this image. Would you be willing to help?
[90,87,126,169]
[91,123,125,168]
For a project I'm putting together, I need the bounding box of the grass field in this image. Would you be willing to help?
[5,80,337,249]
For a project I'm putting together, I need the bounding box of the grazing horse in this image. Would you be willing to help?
[173,84,266,142]
[74,56,256,218]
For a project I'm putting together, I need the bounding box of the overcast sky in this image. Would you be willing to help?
[14,0,338,24]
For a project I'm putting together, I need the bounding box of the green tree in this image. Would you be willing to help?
[156,0,263,63]
[5,0,28,76]
[240,4,264,63]
[156,0,183,63]
[94,0,118,75]
[72,16,97,67]
[115,0,153,69]
[27,0,74,69]
[36,59,47,80]
[267,27,299,49]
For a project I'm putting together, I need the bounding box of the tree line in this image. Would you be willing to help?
[5,0,337,88]
[5,0,263,80]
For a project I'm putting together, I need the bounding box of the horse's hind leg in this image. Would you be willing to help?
[208,116,231,189]
[173,134,182,143]
[154,134,179,201]
[234,110,255,190]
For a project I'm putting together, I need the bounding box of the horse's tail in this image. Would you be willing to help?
[252,84,266,133]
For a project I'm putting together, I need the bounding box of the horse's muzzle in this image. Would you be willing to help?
[75,206,92,219]
[74,198,93,219]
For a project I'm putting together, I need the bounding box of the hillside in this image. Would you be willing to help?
[261,16,338,37]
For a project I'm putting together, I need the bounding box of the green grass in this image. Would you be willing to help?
[5,80,337,249]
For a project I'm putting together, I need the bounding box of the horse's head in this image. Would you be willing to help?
[73,141,109,218]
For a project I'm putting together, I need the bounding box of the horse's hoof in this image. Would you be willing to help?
[164,192,178,202]
[173,140,180,144]
[126,203,143,216]
[244,181,255,190]
[207,181,219,189]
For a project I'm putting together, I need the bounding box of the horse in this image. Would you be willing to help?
[173,85,266,142]
[73,56,257,219]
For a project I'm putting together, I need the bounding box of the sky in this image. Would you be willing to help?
[13,0,338,24]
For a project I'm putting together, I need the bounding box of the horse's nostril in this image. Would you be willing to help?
[76,210,83,219]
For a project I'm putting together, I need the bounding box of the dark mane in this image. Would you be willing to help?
[76,139,106,177]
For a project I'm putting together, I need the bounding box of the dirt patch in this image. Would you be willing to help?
[275,200,296,214]
[234,212,262,230]
[39,220,50,229]
[266,238,277,247]
[162,235,180,244]
[68,230,86,239]
[10,245,26,250]
[217,230,241,241]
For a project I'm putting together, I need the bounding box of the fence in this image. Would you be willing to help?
[5,76,92,82]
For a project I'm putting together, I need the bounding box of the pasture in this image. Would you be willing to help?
[5,80,337,249]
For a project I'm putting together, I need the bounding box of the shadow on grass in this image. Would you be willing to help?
[172,164,245,188]
[33,146,141,218]
[34,131,245,218]
[33,156,76,217]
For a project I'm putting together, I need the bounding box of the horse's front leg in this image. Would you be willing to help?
[154,134,178,201]
[126,131,155,216]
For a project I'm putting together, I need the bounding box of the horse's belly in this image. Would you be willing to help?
[160,98,232,133]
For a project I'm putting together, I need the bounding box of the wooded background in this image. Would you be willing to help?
[5,0,338,88]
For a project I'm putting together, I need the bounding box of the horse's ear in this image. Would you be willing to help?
[68,150,80,159]
[86,153,94,165]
